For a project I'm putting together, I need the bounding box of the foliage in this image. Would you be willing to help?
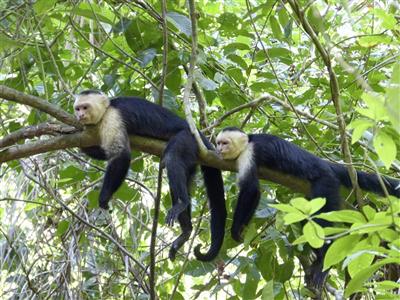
[0,0,399,299]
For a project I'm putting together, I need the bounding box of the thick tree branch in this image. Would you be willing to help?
[0,130,310,195]
[0,85,81,128]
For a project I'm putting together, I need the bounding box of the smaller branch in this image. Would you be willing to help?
[0,85,81,128]
[0,123,77,148]
[202,95,271,132]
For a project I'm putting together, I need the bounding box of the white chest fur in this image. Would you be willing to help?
[99,107,127,156]
[237,143,254,182]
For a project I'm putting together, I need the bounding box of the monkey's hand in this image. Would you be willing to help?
[165,202,188,226]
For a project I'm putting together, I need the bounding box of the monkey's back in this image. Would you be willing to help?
[110,96,190,141]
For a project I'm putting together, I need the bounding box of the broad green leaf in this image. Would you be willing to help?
[56,220,70,237]
[261,280,274,300]
[303,221,325,248]
[243,266,260,299]
[362,205,376,221]
[284,212,307,224]
[167,12,191,37]
[194,70,218,91]
[385,63,400,133]
[345,258,399,297]
[34,0,56,14]
[269,203,300,213]
[373,131,397,169]
[317,210,366,224]
[223,43,251,55]
[308,198,326,215]
[357,93,388,121]
[347,119,374,144]
[324,234,361,270]
[72,3,114,24]
[292,235,307,245]
[374,9,397,30]
[358,35,391,47]
[270,16,283,39]
[290,197,311,214]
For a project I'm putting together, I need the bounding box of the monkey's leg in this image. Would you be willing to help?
[98,149,131,209]
[163,131,197,226]
[305,175,341,293]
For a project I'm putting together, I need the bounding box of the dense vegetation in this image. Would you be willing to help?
[0,0,399,299]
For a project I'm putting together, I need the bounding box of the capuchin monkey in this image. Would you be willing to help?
[215,127,400,289]
[73,90,226,261]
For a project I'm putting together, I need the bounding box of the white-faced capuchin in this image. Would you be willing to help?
[214,126,399,289]
[73,90,227,261]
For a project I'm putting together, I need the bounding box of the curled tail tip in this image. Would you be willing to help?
[193,244,217,262]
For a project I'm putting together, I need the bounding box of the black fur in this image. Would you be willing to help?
[80,94,226,261]
[221,127,399,289]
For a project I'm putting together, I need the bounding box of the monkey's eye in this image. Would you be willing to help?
[83,106,87,110]
[75,107,80,111]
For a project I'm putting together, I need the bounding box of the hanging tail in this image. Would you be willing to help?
[329,163,400,197]
[194,165,227,261]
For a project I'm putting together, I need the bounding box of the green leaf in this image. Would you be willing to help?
[284,212,307,224]
[317,210,366,223]
[373,130,397,169]
[308,198,326,215]
[324,234,361,270]
[194,70,218,91]
[243,266,260,299]
[290,197,311,214]
[56,220,70,237]
[347,119,374,144]
[167,12,191,37]
[270,16,283,39]
[358,35,391,47]
[261,280,274,300]
[303,221,325,248]
[72,3,114,24]
[345,258,399,297]
[292,235,307,245]
[385,63,400,133]
[34,0,56,14]
[374,9,397,30]
[269,203,300,213]
[357,93,388,121]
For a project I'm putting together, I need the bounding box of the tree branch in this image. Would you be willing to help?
[0,85,81,128]
[0,130,310,195]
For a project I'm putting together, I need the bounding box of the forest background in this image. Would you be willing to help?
[0,0,399,299]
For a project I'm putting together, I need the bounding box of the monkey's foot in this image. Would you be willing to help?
[231,224,244,243]
[168,230,192,261]
[90,208,112,226]
[165,203,188,226]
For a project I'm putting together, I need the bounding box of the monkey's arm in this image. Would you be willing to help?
[98,148,131,209]
[231,165,260,242]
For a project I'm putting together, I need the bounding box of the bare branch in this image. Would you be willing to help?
[0,123,77,148]
[0,85,81,128]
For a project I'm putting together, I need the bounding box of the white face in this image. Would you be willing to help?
[73,93,110,125]
[216,130,249,160]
